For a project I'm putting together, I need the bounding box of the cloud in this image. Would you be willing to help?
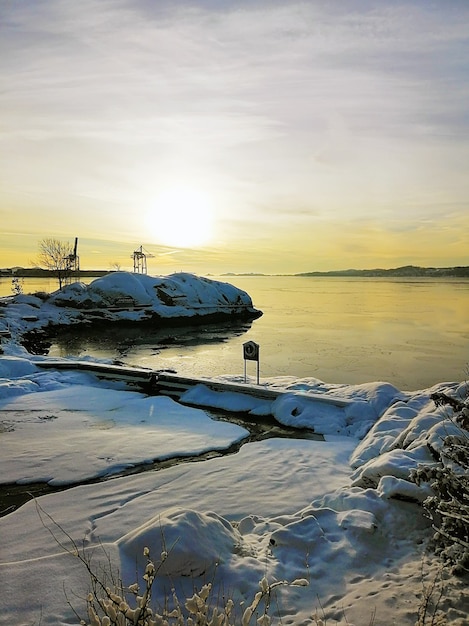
[2,0,469,271]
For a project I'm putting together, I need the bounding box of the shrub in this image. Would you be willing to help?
[411,390,469,575]
[11,277,23,295]
[80,546,309,626]
[32,291,51,301]
[35,500,309,626]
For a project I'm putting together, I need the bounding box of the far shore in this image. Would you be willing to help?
[0,268,109,279]
[1,264,469,280]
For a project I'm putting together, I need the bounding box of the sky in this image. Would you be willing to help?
[1,0,469,274]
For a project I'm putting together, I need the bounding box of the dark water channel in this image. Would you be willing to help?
[45,318,255,362]
[0,404,321,518]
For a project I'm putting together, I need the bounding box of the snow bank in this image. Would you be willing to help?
[182,377,405,439]
[349,381,468,497]
[119,507,243,577]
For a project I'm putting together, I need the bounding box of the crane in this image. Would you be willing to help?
[131,245,154,274]
[64,237,79,284]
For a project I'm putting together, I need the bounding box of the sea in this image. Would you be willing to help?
[1,274,468,392]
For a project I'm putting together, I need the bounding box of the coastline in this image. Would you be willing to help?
[1,264,469,280]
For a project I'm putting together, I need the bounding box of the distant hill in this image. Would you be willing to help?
[2,265,469,279]
[296,265,469,278]
[221,272,267,277]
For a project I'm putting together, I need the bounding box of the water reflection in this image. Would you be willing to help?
[48,320,254,363]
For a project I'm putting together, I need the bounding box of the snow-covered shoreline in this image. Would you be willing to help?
[1,350,468,624]
[0,273,467,625]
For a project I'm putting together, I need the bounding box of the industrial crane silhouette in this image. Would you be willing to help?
[64,237,80,284]
[131,245,154,274]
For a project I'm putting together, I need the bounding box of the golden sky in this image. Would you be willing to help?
[1,1,468,274]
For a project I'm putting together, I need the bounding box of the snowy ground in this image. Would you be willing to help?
[0,274,468,625]
[1,352,468,625]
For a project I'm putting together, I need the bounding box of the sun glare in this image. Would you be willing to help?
[147,187,215,248]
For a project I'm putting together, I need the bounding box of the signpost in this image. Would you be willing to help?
[243,341,260,384]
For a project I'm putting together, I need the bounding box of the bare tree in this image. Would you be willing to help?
[37,238,74,290]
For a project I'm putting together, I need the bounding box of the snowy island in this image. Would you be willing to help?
[0,271,262,350]
[0,272,467,626]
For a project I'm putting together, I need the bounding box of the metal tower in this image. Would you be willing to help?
[132,245,154,274]
[64,237,80,284]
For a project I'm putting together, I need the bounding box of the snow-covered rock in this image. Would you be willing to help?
[0,271,262,350]
[49,272,259,315]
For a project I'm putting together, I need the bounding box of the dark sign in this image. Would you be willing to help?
[243,341,260,361]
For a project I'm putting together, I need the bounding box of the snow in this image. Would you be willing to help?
[0,386,248,486]
[0,275,468,625]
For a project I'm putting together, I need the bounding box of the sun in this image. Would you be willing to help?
[147,187,214,248]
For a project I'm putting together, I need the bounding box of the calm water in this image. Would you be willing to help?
[1,275,468,391]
